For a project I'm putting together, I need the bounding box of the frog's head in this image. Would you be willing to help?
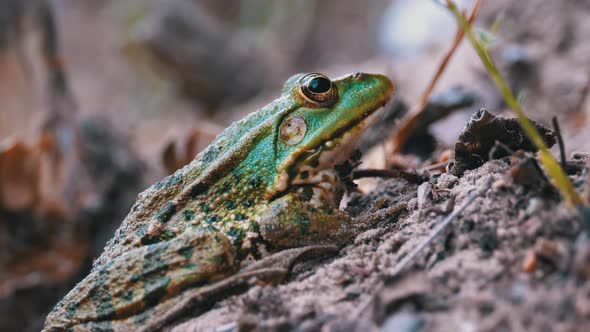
[268,72,394,201]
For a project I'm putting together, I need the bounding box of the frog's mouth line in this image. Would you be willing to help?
[269,101,388,204]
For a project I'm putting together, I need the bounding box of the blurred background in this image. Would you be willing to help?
[1,0,589,331]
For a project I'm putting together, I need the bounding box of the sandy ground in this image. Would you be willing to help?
[168,160,588,331]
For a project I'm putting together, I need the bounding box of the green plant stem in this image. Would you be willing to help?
[446,1,584,207]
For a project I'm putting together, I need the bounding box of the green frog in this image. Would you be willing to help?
[43,72,394,331]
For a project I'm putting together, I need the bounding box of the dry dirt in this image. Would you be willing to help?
[168,159,589,332]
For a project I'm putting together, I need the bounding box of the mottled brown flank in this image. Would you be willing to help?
[171,171,269,251]
[154,173,183,189]
[90,263,116,320]
[200,147,219,163]
[182,210,195,221]
[189,182,210,198]
[143,276,171,307]
[234,213,248,221]
[156,203,176,223]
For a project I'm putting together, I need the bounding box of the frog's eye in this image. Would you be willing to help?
[299,73,338,107]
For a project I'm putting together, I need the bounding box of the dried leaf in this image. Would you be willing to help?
[0,140,39,211]
[448,109,556,176]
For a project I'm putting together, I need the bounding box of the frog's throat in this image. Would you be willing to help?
[268,106,384,202]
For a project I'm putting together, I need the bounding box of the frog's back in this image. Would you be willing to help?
[91,96,295,269]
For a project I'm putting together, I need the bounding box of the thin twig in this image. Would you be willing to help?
[387,0,482,156]
[388,178,490,277]
[352,169,428,184]
[445,0,584,207]
[417,0,482,111]
[38,1,77,131]
[552,116,567,170]
[418,161,451,172]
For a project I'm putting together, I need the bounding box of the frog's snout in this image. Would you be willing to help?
[377,74,394,100]
[346,72,394,100]
[367,73,394,95]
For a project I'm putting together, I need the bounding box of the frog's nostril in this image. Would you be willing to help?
[352,72,363,79]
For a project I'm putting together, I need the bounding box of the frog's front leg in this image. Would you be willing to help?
[258,187,354,248]
[43,230,237,332]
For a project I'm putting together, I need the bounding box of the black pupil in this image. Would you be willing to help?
[307,77,331,93]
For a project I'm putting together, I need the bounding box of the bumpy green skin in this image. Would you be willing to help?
[43,72,393,331]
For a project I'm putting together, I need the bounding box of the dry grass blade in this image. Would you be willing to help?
[386,0,482,157]
[388,179,490,277]
[444,0,585,209]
